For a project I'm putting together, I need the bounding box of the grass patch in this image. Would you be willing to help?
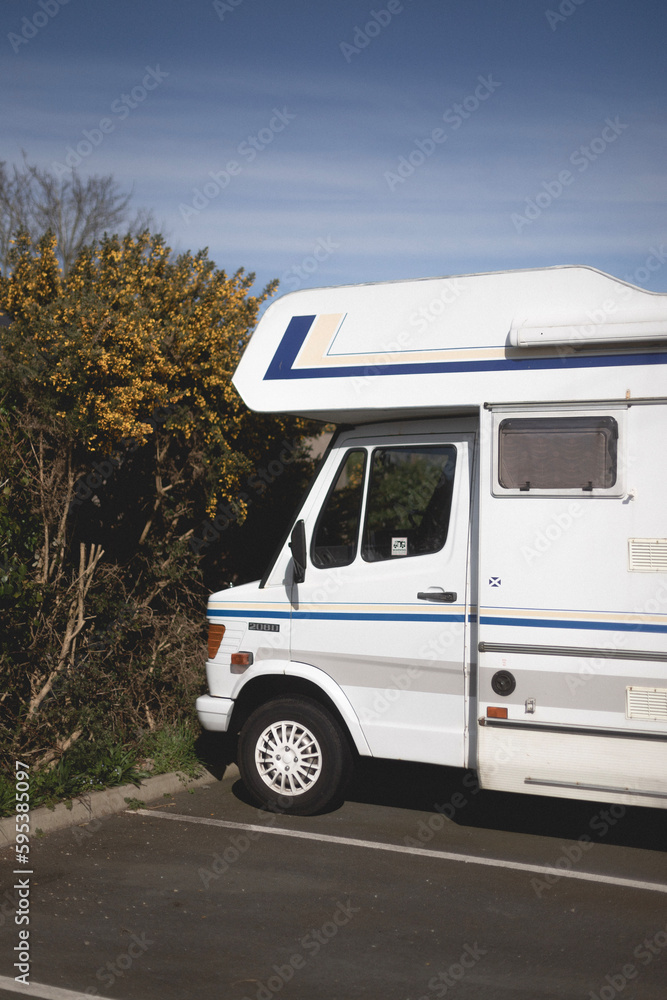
[0,741,145,817]
[123,797,145,810]
[0,722,205,817]
[140,720,204,779]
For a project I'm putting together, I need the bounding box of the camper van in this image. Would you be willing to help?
[196,265,667,815]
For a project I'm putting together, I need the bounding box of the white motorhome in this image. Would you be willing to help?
[196,265,667,815]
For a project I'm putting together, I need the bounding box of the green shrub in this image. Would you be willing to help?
[140,720,204,779]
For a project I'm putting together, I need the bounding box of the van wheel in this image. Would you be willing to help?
[237,697,352,816]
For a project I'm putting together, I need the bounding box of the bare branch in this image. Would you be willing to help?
[26,543,105,719]
[0,153,152,275]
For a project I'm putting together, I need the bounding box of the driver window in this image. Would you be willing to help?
[311,450,366,568]
[361,446,457,562]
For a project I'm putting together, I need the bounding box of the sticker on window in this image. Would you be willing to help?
[391,537,408,557]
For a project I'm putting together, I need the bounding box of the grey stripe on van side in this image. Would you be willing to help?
[479,641,667,662]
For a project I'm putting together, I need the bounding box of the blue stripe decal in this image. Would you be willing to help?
[209,608,665,633]
[208,609,291,619]
[482,616,667,634]
[263,318,667,380]
[208,608,465,623]
[264,315,315,379]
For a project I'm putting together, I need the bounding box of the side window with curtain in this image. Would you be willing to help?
[498,416,618,492]
[311,450,366,568]
[361,446,457,562]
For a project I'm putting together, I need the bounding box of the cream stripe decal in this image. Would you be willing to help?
[208,603,467,614]
[295,345,509,369]
[292,313,507,369]
[294,313,347,367]
[482,606,667,628]
[286,311,584,370]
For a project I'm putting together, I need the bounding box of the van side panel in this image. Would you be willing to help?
[476,402,667,806]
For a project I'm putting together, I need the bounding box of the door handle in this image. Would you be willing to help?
[417,590,457,603]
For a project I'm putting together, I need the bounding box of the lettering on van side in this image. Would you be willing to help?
[248,622,280,632]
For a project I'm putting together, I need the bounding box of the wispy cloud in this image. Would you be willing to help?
[2,1,666,292]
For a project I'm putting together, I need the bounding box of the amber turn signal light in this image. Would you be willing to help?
[207,623,226,659]
[231,652,253,668]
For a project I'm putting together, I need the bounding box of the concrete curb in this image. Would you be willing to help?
[0,763,240,846]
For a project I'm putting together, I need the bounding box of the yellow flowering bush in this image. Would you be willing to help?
[0,230,318,767]
[1,230,314,519]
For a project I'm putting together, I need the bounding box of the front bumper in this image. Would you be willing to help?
[196,694,235,732]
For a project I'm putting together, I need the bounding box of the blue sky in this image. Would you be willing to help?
[3,0,667,299]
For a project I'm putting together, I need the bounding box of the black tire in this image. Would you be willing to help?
[237,696,353,816]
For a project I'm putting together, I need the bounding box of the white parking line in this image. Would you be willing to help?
[133,809,667,895]
[0,975,115,999]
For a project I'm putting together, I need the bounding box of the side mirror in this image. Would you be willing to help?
[289,520,307,584]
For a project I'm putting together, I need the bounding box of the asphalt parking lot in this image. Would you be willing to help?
[1,757,666,1000]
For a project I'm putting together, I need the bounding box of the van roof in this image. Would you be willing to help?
[233,265,667,422]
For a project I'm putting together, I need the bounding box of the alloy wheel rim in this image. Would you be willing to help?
[255,720,323,796]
